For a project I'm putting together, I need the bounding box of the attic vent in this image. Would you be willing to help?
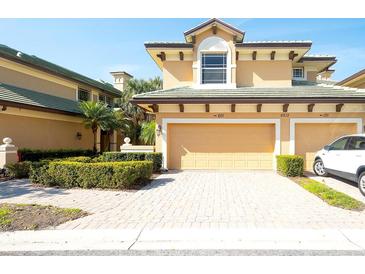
[16,52,23,57]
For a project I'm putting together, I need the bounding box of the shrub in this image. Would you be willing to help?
[101,152,162,172]
[30,160,153,189]
[4,161,32,178]
[18,148,94,162]
[61,156,92,163]
[276,155,304,177]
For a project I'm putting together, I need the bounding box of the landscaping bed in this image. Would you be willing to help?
[291,177,365,211]
[0,203,88,231]
[276,154,365,211]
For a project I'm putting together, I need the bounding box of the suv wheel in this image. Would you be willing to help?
[358,172,365,197]
[313,159,328,176]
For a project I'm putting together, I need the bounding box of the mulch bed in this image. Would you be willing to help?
[0,203,88,231]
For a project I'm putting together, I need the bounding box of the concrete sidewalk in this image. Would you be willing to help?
[1,228,365,252]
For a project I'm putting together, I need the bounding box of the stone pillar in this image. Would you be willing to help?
[96,127,101,152]
[0,137,18,168]
[110,130,118,151]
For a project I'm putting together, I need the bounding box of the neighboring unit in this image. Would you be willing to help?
[0,44,131,151]
[337,69,365,88]
[131,18,365,171]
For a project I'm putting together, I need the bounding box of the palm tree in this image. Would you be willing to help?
[116,76,162,144]
[139,121,156,145]
[79,101,115,153]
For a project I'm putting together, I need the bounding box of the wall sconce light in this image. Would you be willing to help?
[156,124,162,136]
[76,132,82,140]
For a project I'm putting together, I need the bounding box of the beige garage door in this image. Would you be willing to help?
[295,123,357,170]
[168,123,275,170]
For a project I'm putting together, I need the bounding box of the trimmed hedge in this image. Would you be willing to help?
[4,161,32,178]
[101,152,162,172]
[30,160,153,189]
[18,148,94,162]
[276,155,304,177]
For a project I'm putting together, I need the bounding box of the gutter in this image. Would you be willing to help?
[130,97,365,104]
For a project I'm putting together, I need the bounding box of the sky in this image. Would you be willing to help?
[0,18,364,83]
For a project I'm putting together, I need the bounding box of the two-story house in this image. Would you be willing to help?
[0,44,132,151]
[131,18,365,171]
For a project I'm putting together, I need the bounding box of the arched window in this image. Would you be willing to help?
[196,36,232,88]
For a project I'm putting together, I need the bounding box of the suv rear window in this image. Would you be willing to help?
[347,137,365,150]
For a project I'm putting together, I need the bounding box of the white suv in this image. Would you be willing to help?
[313,134,365,196]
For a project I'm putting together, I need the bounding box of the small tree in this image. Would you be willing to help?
[79,101,114,153]
[116,77,162,144]
[139,121,156,145]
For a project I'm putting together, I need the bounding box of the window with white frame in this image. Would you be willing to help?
[292,68,304,79]
[201,53,227,84]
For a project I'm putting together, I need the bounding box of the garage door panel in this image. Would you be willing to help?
[168,124,275,170]
[295,123,357,171]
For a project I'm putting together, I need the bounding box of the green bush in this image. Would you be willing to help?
[30,160,153,189]
[61,156,92,163]
[276,155,304,177]
[101,152,162,172]
[4,161,32,178]
[29,161,51,184]
[18,148,94,162]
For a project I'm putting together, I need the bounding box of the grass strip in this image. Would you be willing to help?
[293,177,364,211]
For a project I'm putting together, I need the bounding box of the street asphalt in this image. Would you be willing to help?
[1,249,365,256]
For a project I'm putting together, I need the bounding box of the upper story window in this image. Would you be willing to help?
[201,53,227,84]
[99,94,113,107]
[78,88,90,102]
[292,68,304,79]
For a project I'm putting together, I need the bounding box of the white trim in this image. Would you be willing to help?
[162,118,281,170]
[289,118,363,154]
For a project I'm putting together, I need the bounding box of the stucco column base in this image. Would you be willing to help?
[0,138,18,168]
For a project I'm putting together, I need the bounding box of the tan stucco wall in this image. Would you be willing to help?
[163,61,193,89]
[236,60,292,87]
[0,112,93,150]
[306,71,318,82]
[0,66,77,100]
[0,57,108,100]
[154,111,365,165]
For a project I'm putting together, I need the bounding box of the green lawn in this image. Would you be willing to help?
[294,177,365,211]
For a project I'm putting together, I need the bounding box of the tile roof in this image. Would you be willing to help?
[236,41,312,48]
[0,44,121,97]
[131,81,365,103]
[144,42,193,48]
[0,82,81,115]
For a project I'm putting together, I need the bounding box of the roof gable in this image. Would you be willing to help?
[184,18,245,43]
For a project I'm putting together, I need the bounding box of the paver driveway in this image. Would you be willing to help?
[1,171,365,230]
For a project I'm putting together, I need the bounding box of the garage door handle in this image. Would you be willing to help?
[356,155,362,157]
[335,154,340,156]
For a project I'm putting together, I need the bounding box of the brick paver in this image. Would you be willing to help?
[1,171,365,230]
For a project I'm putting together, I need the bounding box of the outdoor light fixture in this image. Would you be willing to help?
[76,132,82,140]
[156,124,162,136]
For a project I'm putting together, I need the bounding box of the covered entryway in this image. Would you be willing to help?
[167,123,276,170]
[292,119,361,170]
